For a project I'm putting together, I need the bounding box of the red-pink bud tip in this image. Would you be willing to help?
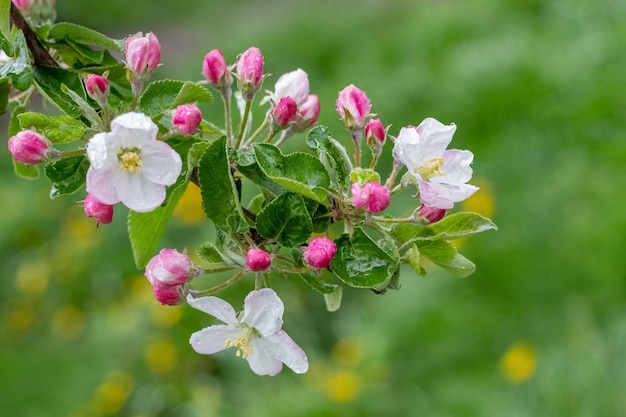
[172,103,202,136]
[246,248,272,272]
[153,285,185,305]
[145,248,194,288]
[202,49,231,87]
[84,194,114,224]
[336,84,371,129]
[351,182,390,213]
[417,204,446,224]
[8,130,52,165]
[272,96,298,128]
[365,119,385,143]
[236,47,264,100]
[304,237,337,269]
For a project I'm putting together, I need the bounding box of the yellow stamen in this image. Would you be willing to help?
[118,148,143,174]
[224,326,255,359]
[418,157,445,180]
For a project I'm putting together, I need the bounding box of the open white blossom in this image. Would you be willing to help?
[188,288,309,376]
[393,117,478,209]
[86,112,182,213]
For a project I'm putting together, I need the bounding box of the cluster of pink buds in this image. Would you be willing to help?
[351,181,390,213]
[7,130,58,165]
[145,249,198,305]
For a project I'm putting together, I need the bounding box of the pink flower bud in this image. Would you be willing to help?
[236,47,264,100]
[12,0,33,11]
[297,94,320,129]
[246,248,271,272]
[365,119,385,143]
[125,32,161,78]
[145,248,193,288]
[304,237,337,269]
[417,204,446,224]
[351,182,390,213]
[272,69,309,105]
[202,49,231,87]
[85,74,109,105]
[336,84,371,130]
[8,130,54,165]
[153,285,184,305]
[84,194,114,224]
[172,103,202,136]
[271,96,298,128]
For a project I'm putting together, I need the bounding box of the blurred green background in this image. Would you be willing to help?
[2,0,626,415]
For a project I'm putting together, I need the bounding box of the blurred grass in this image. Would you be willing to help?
[2,0,626,416]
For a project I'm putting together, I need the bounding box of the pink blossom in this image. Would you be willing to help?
[8,130,56,165]
[125,32,161,78]
[172,103,202,136]
[271,96,298,128]
[84,194,114,224]
[304,237,337,269]
[351,182,390,213]
[236,47,264,100]
[153,285,184,305]
[417,204,446,224]
[246,248,271,272]
[145,248,194,288]
[267,69,309,106]
[393,118,478,209]
[202,49,231,88]
[365,119,385,143]
[297,94,320,129]
[336,84,371,130]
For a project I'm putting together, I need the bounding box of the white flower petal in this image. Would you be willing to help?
[246,338,284,376]
[415,117,456,158]
[439,149,474,184]
[186,294,239,326]
[190,325,240,355]
[262,330,309,374]
[141,141,182,186]
[272,69,309,105]
[419,180,478,209]
[241,288,284,337]
[116,173,166,212]
[111,112,158,147]
[393,127,425,173]
[86,132,117,170]
[86,166,121,205]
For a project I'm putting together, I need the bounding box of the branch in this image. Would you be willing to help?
[10,3,58,67]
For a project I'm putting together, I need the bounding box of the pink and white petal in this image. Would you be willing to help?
[273,69,309,105]
[86,167,121,205]
[117,174,166,212]
[393,127,425,169]
[246,338,284,376]
[186,294,239,326]
[420,181,478,209]
[262,330,309,374]
[190,325,240,355]
[441,149,474,184]
[241,289,284,337]
[416,118,456,160]
[111,112,158,147]
[140,141,183,186]
[86,133,118,170]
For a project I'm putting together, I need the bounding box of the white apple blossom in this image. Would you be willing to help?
[86,112,182,213]
[393,117,478,209]
[263,68,309,106]
[188,288,309,376]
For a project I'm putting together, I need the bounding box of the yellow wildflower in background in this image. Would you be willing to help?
[173,183,205,225]
[15,260,50,296]
[499,341,538,383]
[145,337,178,373]
[92,370,134,415]
[51,305,85,339]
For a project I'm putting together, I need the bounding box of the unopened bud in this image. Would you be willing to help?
[351,182,390,213]
[246,248,271,272]
[236,47,264,101]
[172,103,202,136]
[304,237,337,269]
[145,248,194,288]
[417,204,446,224]
[8,130,56,165]
[202,49,231,89]
[336,84,371,131]
[12,0,33,12]
[85,74,109,106]
[296,94,320,130]
[153,285,184,305]
[84,194,114,224]
[271,96,298,128]
[271,69,309,106]
[125,32,160,96]
[365,119,385,144]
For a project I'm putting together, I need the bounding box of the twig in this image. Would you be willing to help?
[10,3,58,67]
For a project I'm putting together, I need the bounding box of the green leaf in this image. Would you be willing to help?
[427,212,498,239]
[44,155,89,198]
[306,125,352,188]
[0,0,13,56]
[298,271,339,295]
[253,143,330,205]
[0,77,9,115]
[234,147,285,197]
[33,66,85,117]
[18,112,86,143]
[309,201,330,234]
[197,136,249,233]
[0,31,31,90]
[350,167,381,185]
[416,240,476,278]
[405,244,426,276]
[48,22,123,52]
[330,227,398,290]
[196,241,235,269]
[128,183,187,269]
[60,84,103,129]
[323,287,343,312]
[256,192,313,247]
[139,80,212,117]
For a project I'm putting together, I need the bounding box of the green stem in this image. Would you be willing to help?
[384,163,401,189]
[222,90,233,145]
[262,129,278,144]
[235,100,252,149]
[370,215,415,224]
[190,269,246,296]
[243,117,269,147]
[369,154,379,170]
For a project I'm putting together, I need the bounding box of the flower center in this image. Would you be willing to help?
[224,325,256,358]
[418,157,445,180]
[118,147,143,174]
